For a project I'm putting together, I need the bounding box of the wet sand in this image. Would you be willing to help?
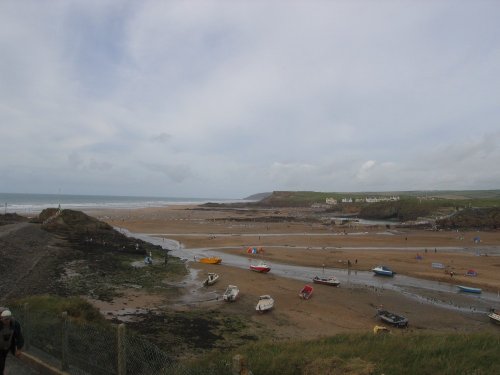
[87,205,500,338]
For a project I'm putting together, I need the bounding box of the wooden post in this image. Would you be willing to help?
[61,312,69,371]
[23,303,30,350]
[117,323,126,375]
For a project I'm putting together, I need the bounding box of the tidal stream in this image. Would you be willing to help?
[126,230,500,314]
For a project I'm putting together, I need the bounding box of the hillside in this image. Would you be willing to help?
[0,209,164,301]
[243,192,272,200]
[245,190,500,225]
[436,207,500,229]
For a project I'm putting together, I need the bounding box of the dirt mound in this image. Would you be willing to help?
[38,208,158,255]
[0,222,71,301]
[0,213,29,226]
[1,209,165,303]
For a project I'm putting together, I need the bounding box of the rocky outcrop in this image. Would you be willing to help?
[436,207,500,230]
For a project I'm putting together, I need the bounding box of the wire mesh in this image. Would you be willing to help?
[10,305,177,375]
[66,320,118,375]
[125,332,174,375]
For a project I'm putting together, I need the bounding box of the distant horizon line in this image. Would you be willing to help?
[2,189,499,200]
[0,192,240,200]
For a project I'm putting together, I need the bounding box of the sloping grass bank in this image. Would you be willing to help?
[182,333,500,375]
[11,296,500,374]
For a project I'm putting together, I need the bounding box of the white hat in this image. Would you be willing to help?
[1,310,12,318]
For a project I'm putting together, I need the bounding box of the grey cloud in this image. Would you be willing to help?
[1,1,500,197]
[142,162,191,183]
[88,159,113,171]
[149,132,172,143]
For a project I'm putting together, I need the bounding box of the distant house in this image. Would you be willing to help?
[325,198,337,205]
[339,196,400,204]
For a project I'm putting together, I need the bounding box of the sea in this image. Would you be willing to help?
[0,192,240,215]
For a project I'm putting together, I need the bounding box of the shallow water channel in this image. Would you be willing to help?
[126,230,500,314]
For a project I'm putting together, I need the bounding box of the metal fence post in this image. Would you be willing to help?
[23,303,30,350]
[61,311,69,371]
[117,323,126,375]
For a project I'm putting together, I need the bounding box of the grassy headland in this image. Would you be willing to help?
[226,190,500,227]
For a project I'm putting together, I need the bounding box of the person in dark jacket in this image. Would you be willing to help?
[0,309,24,375]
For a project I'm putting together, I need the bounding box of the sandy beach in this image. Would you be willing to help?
[87,205,500,339]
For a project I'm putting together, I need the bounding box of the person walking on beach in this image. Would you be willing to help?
[0,309,24,375]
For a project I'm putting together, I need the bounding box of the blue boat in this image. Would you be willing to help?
[372,265,395,277]
[457,285,482,294]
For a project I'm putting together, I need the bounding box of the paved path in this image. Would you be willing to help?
[4,354,39,375]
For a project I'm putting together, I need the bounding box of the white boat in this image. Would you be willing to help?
[255,295,274,312]
[488,309,500,325]
[223,285,239,302]
[203,272,219,286]
[313,275,340,287]
[372,265,395,277]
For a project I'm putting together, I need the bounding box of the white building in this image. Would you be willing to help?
[325,198,338,205]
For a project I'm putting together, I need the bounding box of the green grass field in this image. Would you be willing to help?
[181,333,500,375]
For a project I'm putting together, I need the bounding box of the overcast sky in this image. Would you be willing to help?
[1,1,499,199]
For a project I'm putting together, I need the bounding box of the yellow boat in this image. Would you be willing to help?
[198,256,222,264]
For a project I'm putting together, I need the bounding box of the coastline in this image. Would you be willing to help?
[0,192,242,215]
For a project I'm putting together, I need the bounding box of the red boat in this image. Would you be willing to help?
[250,262,271,273]
[299,284,314,299]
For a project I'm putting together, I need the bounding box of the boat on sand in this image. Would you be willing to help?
[312,275,340,287]
[488,309,500,325]
[373,325,390,334]
[376,308,408,328]
[457,285,482,294]
[372,265,395,277]
[250,262,271,273]
[256,295,274,312]
[198,256,222,264]
[299,285,313,299]
[223,285,239,302]
[203,272,219,286]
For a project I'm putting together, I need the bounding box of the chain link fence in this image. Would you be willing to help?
[11,304,181,375]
